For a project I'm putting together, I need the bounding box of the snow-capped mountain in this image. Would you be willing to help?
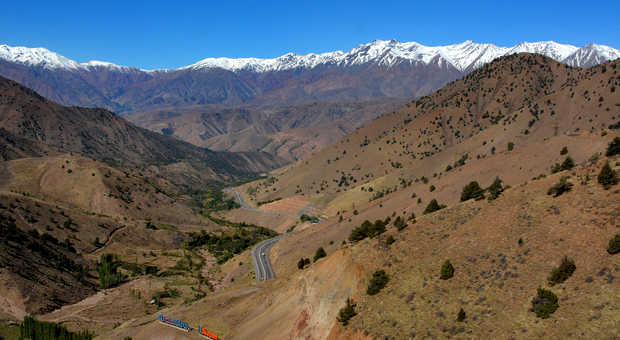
[184,40,613,73]
[1,40,617,74]
[563,43,620,68]
[0,44,138,71]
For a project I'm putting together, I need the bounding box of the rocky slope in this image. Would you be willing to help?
[0,76,286,187]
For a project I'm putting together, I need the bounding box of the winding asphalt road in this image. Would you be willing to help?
[252,233,288,281]
[228,189,294,282]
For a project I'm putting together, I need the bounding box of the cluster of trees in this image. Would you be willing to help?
[97,254,124,289]
[19,316,93,340]
[348,218,389,242]
[257,197,282,206]
[185,227,277,264]
[459,178,504,202]
[191,187,240,212]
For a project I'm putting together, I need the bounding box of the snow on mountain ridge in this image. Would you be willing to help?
[563,43,620,68]
[184,40,611,72]
[1,41,618,73]
[0,44,139,71]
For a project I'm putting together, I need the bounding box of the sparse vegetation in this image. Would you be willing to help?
[547,177,573,197]
[457,308,466,322]
[440,260,454,280]
[337,298,357,326]
[560,146,568,155]
[385,235,395,246]
[257,197,282,206]
[551,156,575,173]
[531,287,559,319]
[507,142,515,151]
[487,177,504,200]
[313,247,327,262]
[423,199,446,214]
[597,161,618,189]
[605,137,620,156]
[367,270,389,295]
[548,256,576,285]
[607,234,620,255]
[297,257,310,269]
[300,214,319,223]
[393,216,407,231]
[460,181,484,201]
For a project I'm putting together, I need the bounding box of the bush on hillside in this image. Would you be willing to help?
[531,287,559,318]
[607,234,620,255]
[560,146,568,155]
[313,247,327,262]
[367,270,390,295]
[460,181,484,201]
[487,177,504,200]
[548,256,576,285]
[551,157,576,173]
[507,142,515,151]
[348,219,388,242]
[297,257,310,269]
[423,199,446,215]
[457,308,466,322]
[547,177,573,197]
[598,161,618,189]
[605,137,620,156]
[393,216,407,231]
[337,298,357,326]
[440,260,454,280]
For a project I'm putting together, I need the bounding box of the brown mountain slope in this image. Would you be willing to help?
[0,76,286,187]
[90,156,619,340]
[126,99,406,161]
[239,54,619,211]
[0,152,217,321]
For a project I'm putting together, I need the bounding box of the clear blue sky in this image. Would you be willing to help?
[2,0,618,69]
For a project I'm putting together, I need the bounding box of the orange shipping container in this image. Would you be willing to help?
[199,327,218,340]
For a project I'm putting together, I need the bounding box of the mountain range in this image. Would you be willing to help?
[1,40,618,112]
[1,40,618,162]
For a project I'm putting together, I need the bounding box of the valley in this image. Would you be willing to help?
[0,40,618,340]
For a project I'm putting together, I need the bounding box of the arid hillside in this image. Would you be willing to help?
[239,54,619,213]
[20,53,617,340]
[88,153,619,340]
[126,99,405,161]
[0,76,286,188]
